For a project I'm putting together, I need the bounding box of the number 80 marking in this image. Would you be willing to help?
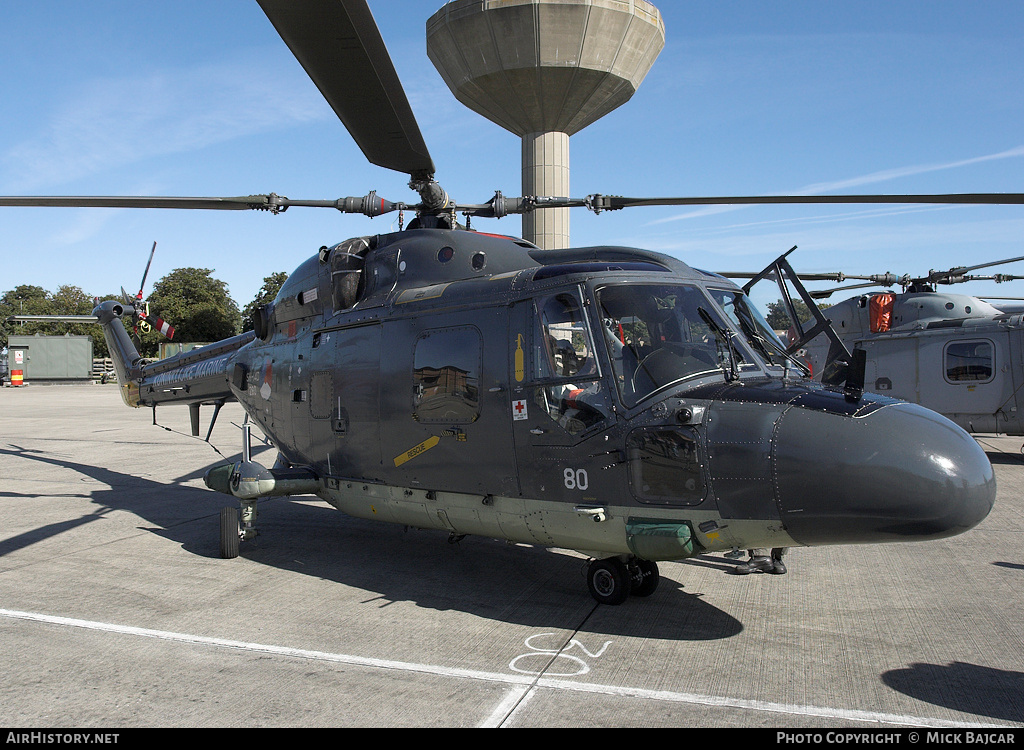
[563,468,589,491]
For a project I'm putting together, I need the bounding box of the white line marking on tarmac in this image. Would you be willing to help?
[479,686,535,728]
[0,607,1007,729]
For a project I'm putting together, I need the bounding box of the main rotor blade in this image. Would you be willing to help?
[583,193,1024,211]
[807,282,898,300]
[454,191,1024,217]
[257,0,434,179]
[0,196,271,210]
[0,192,416,216]
[926,253,1024,281]
[720,271,905,285]
[719,271,850,282]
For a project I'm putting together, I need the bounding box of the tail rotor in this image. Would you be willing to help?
[122,242,176,351]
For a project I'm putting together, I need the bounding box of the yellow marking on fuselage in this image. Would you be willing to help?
[394,435,441,467]
[515,333,525,382]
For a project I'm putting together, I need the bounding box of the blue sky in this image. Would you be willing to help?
[1,0,1022,313]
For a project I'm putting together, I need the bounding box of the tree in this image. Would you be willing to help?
[141,268,241,356]
[0,285,109,356]
[49,285,107,356]
[0,286,51,348]
[241,272,288,333]
[765,299,831,331]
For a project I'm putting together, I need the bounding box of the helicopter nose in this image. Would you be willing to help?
[773,401,995,546]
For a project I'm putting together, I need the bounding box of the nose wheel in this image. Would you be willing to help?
[219,500,258,559]
[586,557,660,604]
[220,506,240,559]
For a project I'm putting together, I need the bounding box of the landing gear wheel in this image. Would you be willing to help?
[220,506,240,559]
[630,559,660,597]
[587,558,632,605]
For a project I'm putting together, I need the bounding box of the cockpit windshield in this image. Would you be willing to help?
[708,288,808,373]
[596,283,756,407]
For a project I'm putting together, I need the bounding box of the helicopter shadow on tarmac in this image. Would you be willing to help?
[980,448,1024,467]
[0,442,743,642]
[874,443,1024,724]
[882,662,1024,724]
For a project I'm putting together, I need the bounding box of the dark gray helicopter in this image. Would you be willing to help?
[738,251,1024,436]
[0,0,1016,604]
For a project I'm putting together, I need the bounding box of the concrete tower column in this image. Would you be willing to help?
[522,131,570,250]
[427,0,664,249]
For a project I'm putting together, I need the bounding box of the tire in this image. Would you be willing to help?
[220,506,240,559]
[587,558,632,605]
[630,559,660,597]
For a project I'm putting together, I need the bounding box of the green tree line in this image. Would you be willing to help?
[1,269,287,358]
[764,299,831,331]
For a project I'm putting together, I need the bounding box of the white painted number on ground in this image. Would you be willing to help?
[509,632,612,676]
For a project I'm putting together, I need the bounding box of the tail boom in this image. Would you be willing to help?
[93,299,252,408]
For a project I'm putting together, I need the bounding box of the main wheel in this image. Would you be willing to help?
[220,506,240,559]
[587,558,632,605]
[630,559,660,597]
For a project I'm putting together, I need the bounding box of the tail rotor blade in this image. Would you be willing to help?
[138,241,157,297]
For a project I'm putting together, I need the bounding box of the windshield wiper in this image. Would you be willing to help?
[740,322,811,378]
[697,307,741,382]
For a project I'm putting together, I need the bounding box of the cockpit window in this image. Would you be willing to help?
[596,283,752,407]
[708,288,791,368]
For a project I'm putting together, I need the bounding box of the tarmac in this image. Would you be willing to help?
[1,383,1023,730]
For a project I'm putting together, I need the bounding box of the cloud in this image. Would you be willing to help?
[2,50,330,193]
[49,209,126,246]
[794,146,1024,195]
[649,146,1024,225]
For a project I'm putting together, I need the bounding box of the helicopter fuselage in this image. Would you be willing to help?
[95,228,995,573]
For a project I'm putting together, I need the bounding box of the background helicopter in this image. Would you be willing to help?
[0,0,1017,603]
[740,253,1024,436]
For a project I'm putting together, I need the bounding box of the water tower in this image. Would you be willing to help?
[427,0,665,249]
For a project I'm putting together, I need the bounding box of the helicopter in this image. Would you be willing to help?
[0,0,1017,604]
[730,249,1024,436]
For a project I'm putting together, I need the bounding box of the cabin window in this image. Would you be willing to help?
[627,428,705,506]
[945,340,994,383]
[533,291,598,381]
[413,327,481,423]
[529,290,611,435]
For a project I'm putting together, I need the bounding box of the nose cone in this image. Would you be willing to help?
[774,401,995,545]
